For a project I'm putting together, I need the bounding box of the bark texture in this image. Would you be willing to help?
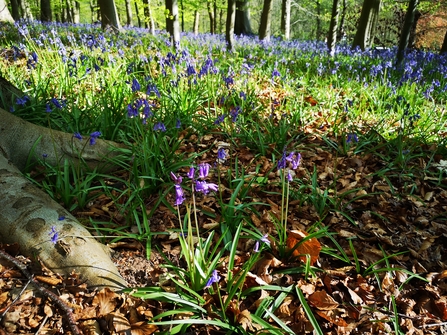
[259,0,273,42]
[352,0,381,50]
[396,0,419,66]
[226,0,236,51]
[327,0,340,56]
[0,0,14,22]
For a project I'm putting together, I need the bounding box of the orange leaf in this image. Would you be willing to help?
[308,290,339,310]
[315,310,348,327]
[286,230,321,265]
[304,96,318,106]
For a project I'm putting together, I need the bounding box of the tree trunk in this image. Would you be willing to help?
[19,0,33,20]
[134,1,141,27]
[144,0,155,34]
[281,0,291,40]
[73,1,80,23]
[208,0,215,34]
[259,0,273,42]
[10,0,20,21]
[0,78,127,289]
[235,0,252,35]
[98,0,121,31]
[180,0,184,32]
[316,0,321,40]
[327,0,340,56]
[441,29,447,54]
[65,0,73,22]
[193,9,200,35]
[0,0,14,22]
[40,0,52,21]
[125,0,133,26]
[336,0,346,41]
[226,0,236,51]
[165,0,180,49]
[396,0,419,66]
[352,0,381,50]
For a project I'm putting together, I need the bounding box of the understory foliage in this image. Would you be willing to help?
[1,20,447,334]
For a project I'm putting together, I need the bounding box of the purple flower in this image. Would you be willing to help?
[272,68,281,78]
[214,114,227,125]
[45,103,52,112]
[16,95,29,106]
[73,132,83,140]
[89,131,101,145]
[230,106,241,122]
[170,171,183,185]
[198,163,210,179]
[174,184,185,206]
[131,78,141,92]
[51,97,63,109]
[346,133,359,144]
[287,170,293,182]
[287,152,302,170]
[277,150,287,170]
[153,122,166,132]
[187,167,195,179]
[175,119,181,129]
[49,226,59,244]
[217,148,227,161]
[196,180,218,195]
[205,270,221,289]
[254,234,270,252]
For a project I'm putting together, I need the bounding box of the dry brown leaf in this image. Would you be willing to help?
[315,310,348,327]
[286,230,321,265]
[93,288,119,317]
[130,321,158,335]
[107,312,131,333]
[308,290,339,310]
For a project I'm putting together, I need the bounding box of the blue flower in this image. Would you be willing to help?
[131,78,141,92]
[346,133,359,144]
[174,184,185,206]
[89,131,101,145]
[153,122,166,132]
[187,167,195,179]
[217,148,227,161]
[277,149,287,170]
[49,226,59,244]
[16,95,29,106]
[170,171,183,185]
[51,97,63,109]
[214,114,227,125]
[254,234,270,252]
[198,163,210,179]
[175,119,181,129]
[73,132,83,140]
[205,270,221,289]
[196,180,218,195]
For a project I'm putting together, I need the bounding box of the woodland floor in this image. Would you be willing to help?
[1,128,447,335]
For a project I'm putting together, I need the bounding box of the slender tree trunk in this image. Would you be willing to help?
[327,0,340,56]
[316,0,321,40]
[180,0,184,32]
[73,1,80,23]
[441,29,447,54]
[193,9,200,35]
[208,0,215,34]
[235,0,252,35]
[336,0,346,41]
[226,0,236,51]
[144,0,155,34]
[41,0,52,21]
[134,1,141,27]
[259,0,273,42]
[65,0,73,22]
[98,0,121,31]
[10,0,20,20]
[165,0,180,48]
[352,0,381,50]
[396,0,419,66]
[0,0,14,21]
[213,0,217,33]
[19,0,33,20]
[165,0,172,35]
[281,0,291,39]
[125,0,133,26]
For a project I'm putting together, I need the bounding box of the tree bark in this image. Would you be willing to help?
[134,1,141,27]
[352,0,381,50]
[144,0,155,34]
[193,9,200,35]
[208,0,215,34]
[226,0,236,51]
[98,0,121,31]
[40,0,52,22]
[18,0,33,20]
[0,78,127,289]
[125,0,133,26]
[327,0,340,56]
[235,0,252,35]
[396,0,419,66]
[165,0,180,49]
[0,0,14,22]
[336,0,346,41]
[281,0,291,40]
[441,29,447,54]
[259,0,273,42]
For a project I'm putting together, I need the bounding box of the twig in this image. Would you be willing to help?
[0,249,81,335]
[0,279,31,320]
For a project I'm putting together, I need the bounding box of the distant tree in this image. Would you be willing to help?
[327,0,340,56]
[165,0,180,48]
[352,0,381,50]
[134,1,141,27]
[143,0,155,34]
[41,0,52,21]
[396,0,419,66]
[235,0,252,35]
[0,0,14,22]
[19,0,33,20]
[259,0,273,42]
[208,0,215,33]
[10,0,20,20]
[125,0,133,26]
[226,0,236,50]
[336,0,346,41]
[98,0,121,30]
[281,0,291,40]
[193,9,199,34]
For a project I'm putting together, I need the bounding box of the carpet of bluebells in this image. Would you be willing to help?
[1,20,447,335]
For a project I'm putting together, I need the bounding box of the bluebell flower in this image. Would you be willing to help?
[287,170,293,182]
[187,167,195,179]
[214,114,227,125]
[277,149,287,170]
[51,97,63,109]
[230,106,241,122]
[176,119,181,129]
[196,180,218,195]
[16,95,29,106]
[89,131,101,145]
[45,103,52,113]
[254,234,270,252]
[205,270,221,289]
[346,133,359,144]
[73,132,83,140]
[174,184,185,206]
[286,152,302,170]
[153,122,167,132]
[49,226,59,244]
[198,163,210,179]
[272,68,281,78]
[170,171,183,185]
[131,78,141,92]
[217,148,227,161]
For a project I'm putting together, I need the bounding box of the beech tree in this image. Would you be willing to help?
[281,0,291,40]
[0,0,14,22]
[259,0,273,42]
[226,0,236,50]
[165,0,180,48]
[396,0,419,66]
[441,29,447,54]
[235,0,252,35]
[327,0,340,56]
[98,0,121,30]
[352,0,381,50]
